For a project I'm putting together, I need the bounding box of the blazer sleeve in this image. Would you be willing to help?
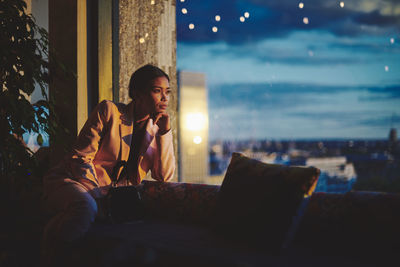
[151,130,175,182]
[68,100,112,188]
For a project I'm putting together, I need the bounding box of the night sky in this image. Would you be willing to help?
[176,0,400,141]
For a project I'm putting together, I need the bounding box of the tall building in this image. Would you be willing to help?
[178,71,209,183]
[389,128,398,156]
[389,128,398,143]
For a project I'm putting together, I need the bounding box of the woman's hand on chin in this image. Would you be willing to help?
[154,112,170,135]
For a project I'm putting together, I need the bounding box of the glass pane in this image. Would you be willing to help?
[177,1,400,193]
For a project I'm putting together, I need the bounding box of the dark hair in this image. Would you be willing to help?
[128,64,170,99]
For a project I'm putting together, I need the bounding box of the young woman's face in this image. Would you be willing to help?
[139,76,171,116]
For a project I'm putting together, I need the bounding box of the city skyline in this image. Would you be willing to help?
[177,0,400,140]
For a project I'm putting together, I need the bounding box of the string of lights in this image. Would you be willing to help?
[178,0,251,32]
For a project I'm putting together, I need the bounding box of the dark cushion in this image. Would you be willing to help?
[215,152,320,252]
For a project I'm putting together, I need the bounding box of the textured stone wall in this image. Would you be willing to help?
[119,0,177,180]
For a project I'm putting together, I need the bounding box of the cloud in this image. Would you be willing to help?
[205,38,368,66]
[208,83,400,107]
[284,110,399,129]
[341,0,400,16]
[177,0,400,44]
[180,30,400,68]
[177,1,400,139]
[356,10,400,26]
[361,85,400,99]
[207,82,354,111]
[208,107,397,140]
[358,114,400,127]
[205,81,400,140]
[178,31,400,88]
[251,0,400,16]
[328,38,400,54]
[207,82,400,128]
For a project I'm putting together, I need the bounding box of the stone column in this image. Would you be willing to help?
[118,0,178,181]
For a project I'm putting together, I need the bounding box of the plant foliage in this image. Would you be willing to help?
[0,0,61,195]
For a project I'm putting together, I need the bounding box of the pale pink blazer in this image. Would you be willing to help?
[44,100,175,198]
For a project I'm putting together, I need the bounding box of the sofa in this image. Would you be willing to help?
[62,180,400,267]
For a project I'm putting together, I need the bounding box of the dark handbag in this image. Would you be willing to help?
[106,160,145,223]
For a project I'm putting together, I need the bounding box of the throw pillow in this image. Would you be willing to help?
[215,152,320,252]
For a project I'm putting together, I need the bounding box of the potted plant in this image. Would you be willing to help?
[0,0,68,211]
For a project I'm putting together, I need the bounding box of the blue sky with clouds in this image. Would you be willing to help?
[177,0,400,140]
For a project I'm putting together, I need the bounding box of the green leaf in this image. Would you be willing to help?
[1,0,69,196]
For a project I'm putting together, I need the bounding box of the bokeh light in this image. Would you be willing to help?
[240,16,245,22]
[186,113,206,131]
[340,2,345,8]
[244,12,250,18]
[189,23,195,30]
[303,17,309,24]
[215,15,221,21]
[212,26,218,32]
[299,2,304,9]
[193,136,202,144]
[182,8,187,14]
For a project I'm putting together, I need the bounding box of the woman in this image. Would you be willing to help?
[42,64,175,261]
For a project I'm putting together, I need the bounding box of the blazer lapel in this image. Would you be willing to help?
[118,103,159,183]
[119,102,134,162]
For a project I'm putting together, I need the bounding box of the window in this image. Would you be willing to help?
[177,0,400,192]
